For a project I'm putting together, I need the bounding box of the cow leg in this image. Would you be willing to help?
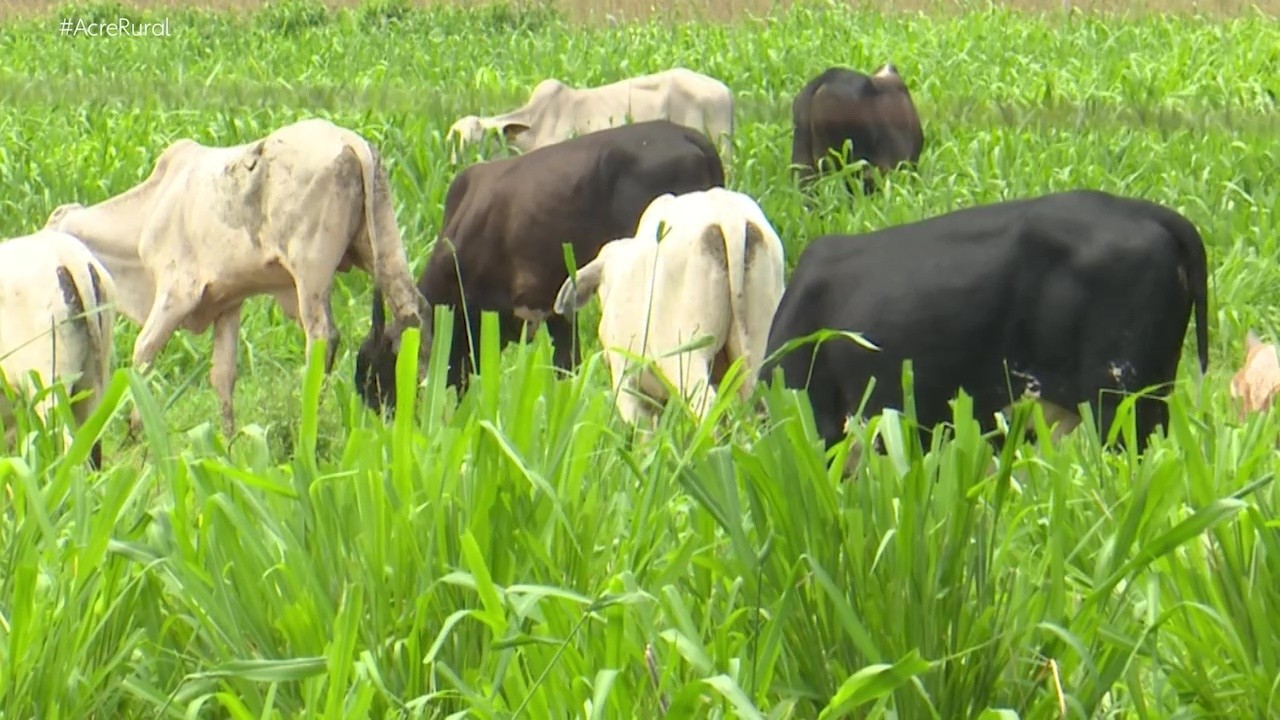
[860,170,878,196]
[273,290,301,323]
[790,128,817,190]
[293,280,340,374]
[210,305,242,437]
[1133,394,1171,451]
[433,304,477,392]
[127,287,202,439]
[1093,387,1167,453]
[1076,337,1171,451]
[132,288,201,371]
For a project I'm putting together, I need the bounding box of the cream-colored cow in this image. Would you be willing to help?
[553,187,785,425]
[0,229,118,467]
[45,118,430,436]
[1230,330,1280,419]
[447,68,734,165]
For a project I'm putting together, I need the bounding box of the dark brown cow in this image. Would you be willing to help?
[354,119,726,413]
[791,64,925,195]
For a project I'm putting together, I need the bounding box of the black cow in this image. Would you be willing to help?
[355,119,726,413]
[760,190,1210,452]
[791,64,925,195]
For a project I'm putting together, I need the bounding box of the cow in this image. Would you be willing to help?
[551,187,786,426]
[446,68,735,166]
[355,119,725,414]
[1229,330,1280,419]
[760,189,1210,454]
[45,118,431,437]
[790,64,924,195]
[0,230,118,469]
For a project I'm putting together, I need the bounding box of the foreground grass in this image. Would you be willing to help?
[1,1,1279,717]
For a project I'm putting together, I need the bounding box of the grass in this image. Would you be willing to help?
[1,0,1279,717]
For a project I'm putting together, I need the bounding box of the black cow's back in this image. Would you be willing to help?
[763,189,1209,452]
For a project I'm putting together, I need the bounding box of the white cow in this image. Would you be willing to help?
[45,118,430,437]
[0,230,117,468]
[552,187,785,426]
[447,68,734,166]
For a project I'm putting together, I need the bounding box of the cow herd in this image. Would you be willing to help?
[0,60,1259,473]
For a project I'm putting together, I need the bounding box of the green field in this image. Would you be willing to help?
[2,0,1280,717]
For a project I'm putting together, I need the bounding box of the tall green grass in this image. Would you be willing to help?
[1,0,1278,717]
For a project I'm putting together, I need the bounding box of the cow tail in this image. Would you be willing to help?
[721,212,753,398]
[57,258,116,407]
[1167,211,1210,374]
[85,262,116,395]
[345,134,423,333]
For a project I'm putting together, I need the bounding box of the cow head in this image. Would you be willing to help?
[354,289,434,415]
[553,240,633,315]
[446,116,487,165]
[446,116,532,163]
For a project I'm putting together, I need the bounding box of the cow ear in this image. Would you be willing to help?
[1246,330,1263,352]
[502,122,530,144]
[554,258,606,315]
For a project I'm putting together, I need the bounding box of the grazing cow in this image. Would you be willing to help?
[355,119,725,413]
[791,64,924,195]
[1229,330,1280,418]
[761,190,1210,453]
[551,187,786,425]
[0,230,117,468]
[45,118,430,436]
[446,68,735,165]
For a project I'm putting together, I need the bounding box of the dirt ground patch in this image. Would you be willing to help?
[5,0,1276,23]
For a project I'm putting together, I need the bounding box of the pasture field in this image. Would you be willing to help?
[2,0,1280,717]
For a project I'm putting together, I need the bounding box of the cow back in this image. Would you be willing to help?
[425,119,724,311]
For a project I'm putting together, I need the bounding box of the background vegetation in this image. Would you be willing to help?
[1,0,1278,717]
[6,0,1280,22]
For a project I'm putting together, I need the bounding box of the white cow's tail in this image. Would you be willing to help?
[719,207,755,400]
[343,133,426,330]
[55,257,117,403]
